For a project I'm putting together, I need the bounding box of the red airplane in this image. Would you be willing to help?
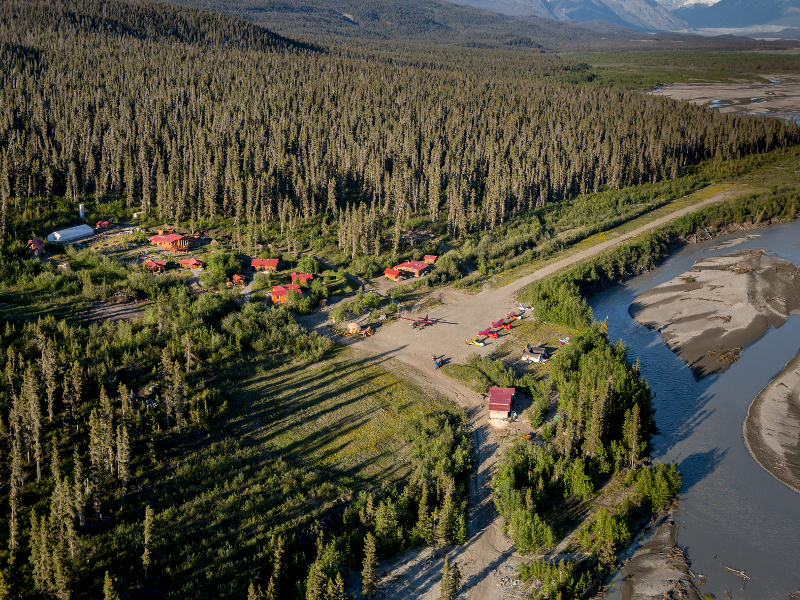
[505,312,521,321]
[492,319,512,330]
[478,327,498,339]
[400,314,433,329]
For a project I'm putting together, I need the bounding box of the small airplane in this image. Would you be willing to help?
[505,312,522,321]
[399,314,433,329]
[492,319,512,330]
[465,336,486,346]
[478,327,498,339]
[559,336,571,345]
[518,303,534,312]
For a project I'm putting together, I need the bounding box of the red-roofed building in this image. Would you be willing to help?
[383,268,404,282]
[271,284,302,303]
[231,274,246,288]
[488,387,516,420]
[291,272,313,285]
[178,257,205,270]
[144,259,167,273]
[252,258,279,272]
[149,233,190,252]
[96,220,111,229]
[424,255,438,264]
[394,261,431,277]
[25,237,45,257]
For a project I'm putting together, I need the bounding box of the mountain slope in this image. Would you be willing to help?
[675,0,800,27]
[448,0,688,30]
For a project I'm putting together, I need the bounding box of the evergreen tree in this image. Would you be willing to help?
[361,533,378,599]
[143,505,154,580]
[0,569,10,600]
[103,572,120,600]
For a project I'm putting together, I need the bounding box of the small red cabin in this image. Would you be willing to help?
[291,272,314,285]
[149,233,190,252]
[25,237,45,257]
[252,258,279,272]
[424,255,438,264]
[178,257,205,270]
[394,261,431,278]
[383,268,403,282]
[96,221,111,229]
[488,387,516,419]
[271,284,302,303]
[144,259,167,273]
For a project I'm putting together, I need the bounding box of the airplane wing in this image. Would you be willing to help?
[478,328,491,336]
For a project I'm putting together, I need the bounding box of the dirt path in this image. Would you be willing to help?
[350,186,745,599]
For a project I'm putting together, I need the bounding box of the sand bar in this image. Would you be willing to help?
[743,350,800,494]
[630,250,800,380]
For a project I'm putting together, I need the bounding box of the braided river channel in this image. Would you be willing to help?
[589,219,800,599]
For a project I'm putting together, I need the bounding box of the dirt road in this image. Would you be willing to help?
[347,187,744,599]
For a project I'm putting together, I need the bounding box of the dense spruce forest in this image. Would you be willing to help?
[2,0,800,598]
[2,0,798,253]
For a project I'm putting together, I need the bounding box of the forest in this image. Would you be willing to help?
[2,0,800,598]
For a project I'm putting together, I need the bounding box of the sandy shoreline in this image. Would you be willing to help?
[619,509,699,600]
[743,350,800,494]
[630,250,800,380]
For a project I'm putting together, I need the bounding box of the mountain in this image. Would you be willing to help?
[447,0,689,30]
[655,0,721,10]
[674,0,800,28]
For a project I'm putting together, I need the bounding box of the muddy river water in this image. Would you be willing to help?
[589,220,800,598]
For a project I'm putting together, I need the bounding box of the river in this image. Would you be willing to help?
[589,220,800,599]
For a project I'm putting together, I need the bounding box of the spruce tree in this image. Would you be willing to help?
[103,572,120,600]
[143,505,154,580]
[361,533,378,599]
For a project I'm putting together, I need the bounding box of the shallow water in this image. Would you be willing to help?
[589,220,800,599]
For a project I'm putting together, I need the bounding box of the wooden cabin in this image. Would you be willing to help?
[393,261,431,278]
[252,258,279,272]
[488,387,516,420]
[270,284,302,303]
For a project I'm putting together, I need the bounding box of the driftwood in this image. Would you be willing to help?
[788,590,800,600]
[714,555,751,591]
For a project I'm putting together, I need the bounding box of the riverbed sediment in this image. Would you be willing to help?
[743,350,800,494]
[629,250,800,380]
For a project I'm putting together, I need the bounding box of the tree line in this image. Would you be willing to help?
[2,0,798,253]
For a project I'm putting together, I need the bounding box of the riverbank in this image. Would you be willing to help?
[743,350,800,494]
[619,509,699,600]
[629,250,800,380]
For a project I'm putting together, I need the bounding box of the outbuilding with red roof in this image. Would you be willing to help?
[383,268,404,282]
[291,272,314,285]
[178,257,205,269]
[144,259,167,273]
[424,255,438,264]
[25,237,46,257]
[488,386,516,420]
[252,258,279,272]
[271,284,303,303]
[394,261,431,277]
[149,233,190,252]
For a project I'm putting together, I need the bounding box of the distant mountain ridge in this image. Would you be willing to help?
[674,0,800,28]
[449,0,689,30]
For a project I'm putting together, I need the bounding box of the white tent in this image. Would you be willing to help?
[46,224,94,243]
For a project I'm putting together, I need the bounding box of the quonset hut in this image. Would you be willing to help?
[46,224,94,243]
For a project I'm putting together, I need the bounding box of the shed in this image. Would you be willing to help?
[270,284,302,303]
[25,237,46,257]
[488,386,516,419]
[232,274,246,288]
[346,322,362,334]
[383,268,404,281]
[96,221,111,229]
[252,258,279,272]
[394,261,431,277]
[57,262,71,271]
[424,255,438,264]
[291,272,314,284]
[46,224,94,243]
